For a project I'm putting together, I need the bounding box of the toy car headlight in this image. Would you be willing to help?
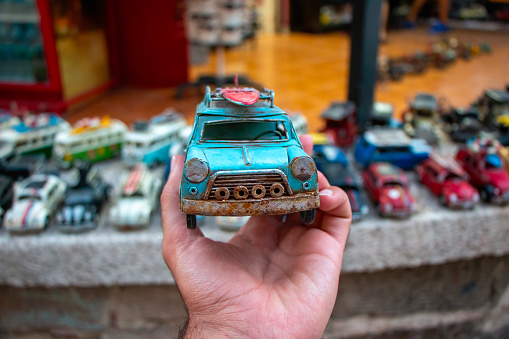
[185,158,209,183]
[449,193,458,203]
[473,192,480,202]
[291,157,316,181]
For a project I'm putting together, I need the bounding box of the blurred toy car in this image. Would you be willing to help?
[180,87,319,229]
[441,106,484,143]
[53,116,127,168]
[0,175,14,220]
[0,153,45,180]
[289,113,309,136]
[362,162,417,218]
[404,93,441,145]
[0,113,70,160]
[321,101,358,147]
[110,165,162,229]
[456,137,509,204]
[123,110,187,167]
[475,89,509,128]
[163,126,193,182]
[55,163,111,233]
[416,154,479,209]
[0,113,20,131]
[4,174,67,232]
[354,128,431,170]
[370,102,400,128]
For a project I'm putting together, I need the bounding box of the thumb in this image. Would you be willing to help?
[161,155,204,269]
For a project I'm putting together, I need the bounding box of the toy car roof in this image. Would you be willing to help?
[484,89,509,104]
[412,93,438,111]
[372,102,394,118]
[370,163,405,182]
[198,87,286,117]
[364,128,411,147]
[13,113,64,133]
[428,153,465,176]
[321,101,356,121]
[467,135,501,154]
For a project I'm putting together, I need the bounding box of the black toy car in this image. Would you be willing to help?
[0,175,14,220]
[442,106,484,143]
[55,163,111,233]
[0,153,45,180]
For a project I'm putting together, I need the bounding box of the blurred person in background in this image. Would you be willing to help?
[404,0,451,33]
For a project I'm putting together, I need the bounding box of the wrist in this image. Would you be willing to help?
[182,315,249,339]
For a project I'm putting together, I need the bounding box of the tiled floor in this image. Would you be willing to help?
[64,28,509,132]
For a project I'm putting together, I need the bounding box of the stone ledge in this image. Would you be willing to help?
[1,198,508,287]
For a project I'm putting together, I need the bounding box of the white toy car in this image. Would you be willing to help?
[109,165,162,229]
[4,174,67,233]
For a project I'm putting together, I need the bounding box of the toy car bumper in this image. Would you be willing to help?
[448,200,476,209]
[491,193,509,205]
[381,209,412,219]
[181,191,320,217]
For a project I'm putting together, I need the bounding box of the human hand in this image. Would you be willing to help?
[161,135,352,338]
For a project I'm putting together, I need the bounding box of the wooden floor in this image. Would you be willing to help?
[65,28,509,133]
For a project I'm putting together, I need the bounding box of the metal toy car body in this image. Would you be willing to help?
[321,101,358,147]
[441,106,484,143]
[416,154,479,209]
[55,163,111,233]
[0,175,14,220]
[362,162,417,218]
[354,128,431,170]
[0,153,45,181]
[312,143,368,221]
[110,165,162,229]
[404,93,441,145]
[0,113,20,131]
[4,174,67,232]
[123,109,187,167]
[0,113,70,159]
[476,89,509,128]
[53,116,127,168]
[456,137,509,204]
[370,102,400,128]
[180,87,319,229]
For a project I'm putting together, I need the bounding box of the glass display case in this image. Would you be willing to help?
[0,0,48,84]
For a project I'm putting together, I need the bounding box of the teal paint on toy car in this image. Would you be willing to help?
[180,87,320,229]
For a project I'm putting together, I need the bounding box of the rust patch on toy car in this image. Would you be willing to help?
[181,192,320,216]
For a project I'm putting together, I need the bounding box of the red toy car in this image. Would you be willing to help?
[416,154,479,209]
[456,138,509,204]
[321,101,358,147]
[362,162,417,218]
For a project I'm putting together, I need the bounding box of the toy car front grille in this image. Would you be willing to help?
[208,172,290,200]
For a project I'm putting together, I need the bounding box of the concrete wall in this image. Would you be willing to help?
[2,255,509,338]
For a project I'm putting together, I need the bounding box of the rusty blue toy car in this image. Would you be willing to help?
[180,87,320,229]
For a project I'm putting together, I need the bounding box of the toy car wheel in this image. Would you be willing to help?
[186,214,197,230]
[300,209,316,225]
[480,188,491,203]
[43,216,49,230]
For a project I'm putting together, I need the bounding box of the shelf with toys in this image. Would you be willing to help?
[1,85,509,287]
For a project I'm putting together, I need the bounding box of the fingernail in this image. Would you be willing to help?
[319,189,333,197]
[169,155,177,174]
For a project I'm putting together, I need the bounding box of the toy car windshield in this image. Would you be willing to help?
[200,120,288,141]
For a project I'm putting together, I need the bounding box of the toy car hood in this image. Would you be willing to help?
[112,198,151,220]
[486,170,509,192]
[443,180,476,200]
[380,186,414,210]
[6,199,46,228]
[188,144,307,172]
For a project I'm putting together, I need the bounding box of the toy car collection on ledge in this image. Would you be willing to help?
[1,83,509,233]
